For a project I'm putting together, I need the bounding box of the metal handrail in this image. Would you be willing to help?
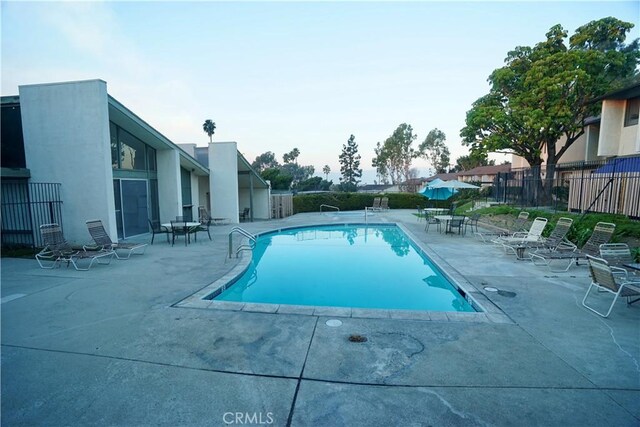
[320,204,340,212]
[228,227,257,258]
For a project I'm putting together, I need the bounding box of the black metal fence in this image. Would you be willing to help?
[1,181,63,247]
[492,156,640,219]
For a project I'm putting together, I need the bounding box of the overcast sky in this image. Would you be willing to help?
[2,1,638,183]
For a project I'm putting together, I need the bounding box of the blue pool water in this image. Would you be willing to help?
[214,224,475,312]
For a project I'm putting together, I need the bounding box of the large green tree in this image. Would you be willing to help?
[453,153,494,172]
[338,134,362,192]
[461,17,639,200]
[371,123,417,186]
[418,128,450,174]
[251,151,280,172]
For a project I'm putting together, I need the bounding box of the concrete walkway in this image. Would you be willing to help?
[2,210,639,426]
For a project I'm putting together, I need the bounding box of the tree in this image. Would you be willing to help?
[338,134,362,192]
[461,18,639,201]
[251,151,280,172]
[202,119,216,143]
[322,165,331,180]
[453,153,494,172]
[295,176,332,191]
[372,141,390,184]
[283,148,300,165]
[260,168,293,191]
[418,128,450,174]
[371,123,417,187]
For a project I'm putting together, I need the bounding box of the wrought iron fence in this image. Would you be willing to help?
[492,156,640,219]
[1,181,63,247]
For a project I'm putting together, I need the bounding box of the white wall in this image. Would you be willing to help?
[210,142,239,223]
[598,100,625,157]
[252,188,271,219]
[157,150,181,222]
[19,80,116,244]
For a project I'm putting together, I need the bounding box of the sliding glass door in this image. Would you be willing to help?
[113,179,149,238]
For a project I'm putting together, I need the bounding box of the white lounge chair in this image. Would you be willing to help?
[582,255,640,318]
[531,222,616,272]
[85,219,147,259]
[36,223,114,270]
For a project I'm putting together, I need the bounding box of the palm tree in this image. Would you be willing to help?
[202,119,216,143]
[322,165,331,180]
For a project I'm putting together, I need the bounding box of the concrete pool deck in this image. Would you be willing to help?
[2,210,639,426]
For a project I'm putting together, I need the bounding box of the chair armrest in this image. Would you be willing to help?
[611,266,629,277]
[511,232,528,238]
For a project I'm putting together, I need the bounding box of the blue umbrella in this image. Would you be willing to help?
[419,178,457,201]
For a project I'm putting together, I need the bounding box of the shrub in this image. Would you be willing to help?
[293,192,436,213]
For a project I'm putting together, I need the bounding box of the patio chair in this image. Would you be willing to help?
[36,223,114,271]
[582,255,640,318]
[464,214,480,234]
[196,207,212,241]
[170,220,199,246]
[423,210,439,232]
[447,215,466,235]
[599,243,637,278]
[85,219,148,259]
[493,217,548,246]
[530,222,616,272]
[474,211,530,243]
[501,217,573,258]
[371,197,381,211]
[148,219,170,244]
[380,197,389,211]
[239,208,250,222]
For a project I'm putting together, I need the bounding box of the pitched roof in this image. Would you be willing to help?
[457,164,511,176]
[426,173,458,181]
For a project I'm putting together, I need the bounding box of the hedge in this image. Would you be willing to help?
[293,192,442,213]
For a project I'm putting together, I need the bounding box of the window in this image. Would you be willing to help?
[1,104,26,168]
[110,122,119,168]
[119,129,147,170]
[625,97,639,127]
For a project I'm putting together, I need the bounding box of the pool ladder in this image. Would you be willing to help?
[228,227,257,258]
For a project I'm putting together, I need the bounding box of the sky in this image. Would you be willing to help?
[1,1,638,184]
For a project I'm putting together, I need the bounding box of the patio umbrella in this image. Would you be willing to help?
[419,178,457,201]
[427,180,481,190]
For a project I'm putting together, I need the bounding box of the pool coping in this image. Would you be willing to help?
[174,222,513,324]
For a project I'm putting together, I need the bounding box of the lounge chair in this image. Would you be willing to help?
[501,217,573,258]
[582,255,640,318]
[475,211,530,243]
[599,243,637,278]
[371,197,381,211]
[493,217,548,246]
[85,219,148,259]
[380,197,389,211]
[530,222,616,272]
[36,223,114,270]
[148,219,170,244]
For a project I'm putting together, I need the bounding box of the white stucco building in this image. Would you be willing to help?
[1,79,270,246]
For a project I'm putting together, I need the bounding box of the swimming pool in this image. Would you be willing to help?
[212,224,476,312]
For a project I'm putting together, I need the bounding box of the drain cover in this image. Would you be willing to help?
[484,287,499,292]
[325,319,343,327]
[348,334,368,343]
[497,290,517,298]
